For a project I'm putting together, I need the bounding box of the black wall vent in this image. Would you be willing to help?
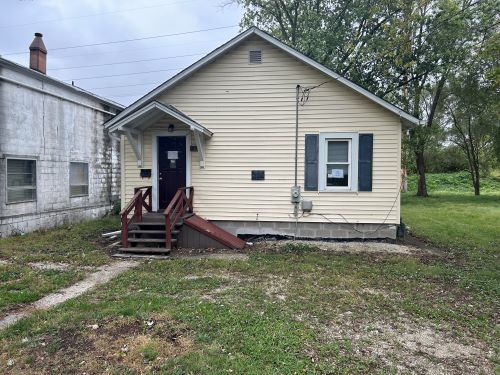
[249,50,262,64]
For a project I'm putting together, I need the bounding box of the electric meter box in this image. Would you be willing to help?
[291,185,301,203]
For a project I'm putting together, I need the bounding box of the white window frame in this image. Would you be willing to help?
[319,132,358,192]
[5,157,37,204]
[69,162,89,197]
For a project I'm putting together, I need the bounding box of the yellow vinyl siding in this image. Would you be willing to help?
[123,36,401,224]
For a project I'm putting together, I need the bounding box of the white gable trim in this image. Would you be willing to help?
[104,27,421,129]
[109,101,213,137]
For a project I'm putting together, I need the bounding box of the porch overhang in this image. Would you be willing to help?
[108,101,212,167]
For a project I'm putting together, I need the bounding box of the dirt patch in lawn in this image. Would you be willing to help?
[175,253,249,261]
[264,275,290,302]
[322,312,494,374]
[254,239,444,257]
[0,314,196,374]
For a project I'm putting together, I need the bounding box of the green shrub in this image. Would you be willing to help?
[111,200,121,216]
[407,171,500,193]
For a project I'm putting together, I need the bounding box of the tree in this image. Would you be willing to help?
[443,35,499,195]
[233,0,497,196]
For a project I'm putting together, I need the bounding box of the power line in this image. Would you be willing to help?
[64,67,183,81]
[89,82,163,90]
[0,0,201,29]
[3,25,238,55]
[43,38,220,58]
[50,52,206,71]
[107,93,148,98]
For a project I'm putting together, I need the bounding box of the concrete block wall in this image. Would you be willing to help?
[213,220,397,240]
[0,63,121,237]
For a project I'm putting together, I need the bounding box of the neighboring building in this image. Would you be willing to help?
[106,27,421,251]
[0,33,123,237]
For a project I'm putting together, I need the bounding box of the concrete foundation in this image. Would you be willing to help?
[212,220,397,240]
[0,204,110,237]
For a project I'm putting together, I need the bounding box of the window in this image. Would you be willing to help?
[7,159,37,203]
[326,140,351,187]
[70,162,89,197]
[319,133,358,192]
[249,50,262,64]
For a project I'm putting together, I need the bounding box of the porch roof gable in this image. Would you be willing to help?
[108,100,213,137]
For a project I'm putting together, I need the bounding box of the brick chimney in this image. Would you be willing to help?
[29,32,47,74]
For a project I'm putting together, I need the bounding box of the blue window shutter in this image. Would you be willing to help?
[304,134,319,191]
[358,134,373,191]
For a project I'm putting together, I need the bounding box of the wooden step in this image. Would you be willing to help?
[129,230,165,235]
[133,222,166,228]
[127,238,177,244]
[118,247,171,254]
[171,229,180,235]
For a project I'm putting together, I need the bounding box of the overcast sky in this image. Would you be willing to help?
[0,0,244,106]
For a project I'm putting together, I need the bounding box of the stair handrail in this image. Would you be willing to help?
[134,186,152,212]
[120,186,152,248]
[164,187,194,249]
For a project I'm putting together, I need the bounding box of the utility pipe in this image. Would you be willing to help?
[295,84,300,186]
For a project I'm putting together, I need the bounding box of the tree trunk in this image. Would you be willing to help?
[473,168,480,195]
[415,150,428,197]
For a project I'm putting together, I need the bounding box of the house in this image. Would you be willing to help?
[105,27,420,252]
[0,33,123,237]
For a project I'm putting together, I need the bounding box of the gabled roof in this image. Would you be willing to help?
[109,100,213,137]
[104,27,421,129]
[0,57,124,110]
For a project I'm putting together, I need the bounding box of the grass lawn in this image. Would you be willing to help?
[0,217,120,266]
[0,174,498,374]
[0,249,497,374]
[402,193,499,256]
[0,217,120,315]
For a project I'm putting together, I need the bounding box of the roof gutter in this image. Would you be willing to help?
[0,75,118,115]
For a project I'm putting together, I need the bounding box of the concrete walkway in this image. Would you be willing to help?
[0,260,138,330]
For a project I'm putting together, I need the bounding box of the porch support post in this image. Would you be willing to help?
[194,130,206,168]
[125,130,143,167]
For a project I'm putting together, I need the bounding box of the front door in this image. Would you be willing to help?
[158,136,186,210]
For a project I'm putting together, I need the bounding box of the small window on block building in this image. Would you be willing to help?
[70,162,89,197]
[6,159,36,203]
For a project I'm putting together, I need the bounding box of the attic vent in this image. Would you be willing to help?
[249,49,262,64]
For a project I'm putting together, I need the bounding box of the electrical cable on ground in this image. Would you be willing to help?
[302,182,404,235]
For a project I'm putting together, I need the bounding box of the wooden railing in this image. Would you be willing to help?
[164,187,194,249]
[120,186,152,248]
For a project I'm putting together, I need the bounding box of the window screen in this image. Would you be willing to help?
[326,140,350,187]
[70,162,89,196]
[7,159,36,203]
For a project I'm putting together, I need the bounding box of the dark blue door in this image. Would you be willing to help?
[158,136,186,210]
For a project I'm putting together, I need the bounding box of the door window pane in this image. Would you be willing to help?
[326,164,349,187]
[327,141,349,162]
[70,162,89,196]
[7,159,36,203]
